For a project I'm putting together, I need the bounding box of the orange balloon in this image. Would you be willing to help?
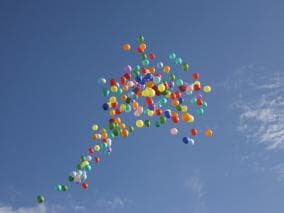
[139,43,147,50]
[205,129,213,137]
[123,43,131,51]
[172,99,180,107]
[121,129,129,138]
[121,94,127,101]
[132,101,139,110]
[163,65,171,73]
[149,67,155,74]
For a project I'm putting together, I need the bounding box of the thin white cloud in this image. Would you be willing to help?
[184,174,207,213]
[95,196,130,210]
[0,204,46,213]
[230,65,284,151]
[185,175,205,199]
[273,163,284,181]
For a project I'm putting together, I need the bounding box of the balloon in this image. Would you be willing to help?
[169,52,176,60]
[92,124,99,131]
[182,137,190,144]
[170,128,178,135]
[37,195,45,204]
[136,119,144,128]
[81,182,89,189]
[192,73,199,80]
[123,43,131,51]
[205,129,213,137]
[191,128,198,136]
[203,85,212,93]
[98,77,107,85]
[55,184,62,191]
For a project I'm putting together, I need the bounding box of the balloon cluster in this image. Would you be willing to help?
[37,35,213,203]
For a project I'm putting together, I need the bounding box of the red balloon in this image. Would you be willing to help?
[192,73,199,80]
[145,97,154,105]
[155,109,163,116]
[136,47,144,53]
[194,84,201,91]
[110,78,117,86]
[82,182,89,189]
[115,108,122,115]
[196,98,203,106]
[111,102,118,108]
[124,73,131,80]
[175,91,181,99]
[88,147,94,154]
[191,128,198,136]
[94,156,100,164]
[171,116,179,123]
[149,53,156,60]
[179,85,186,92]
[120,76,127,84]
[170,93,176,100]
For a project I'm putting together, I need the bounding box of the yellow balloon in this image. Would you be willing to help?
[110,86,118,93]
[120,104,126,111]
[136,119,144,128]
[203,85,212,93]
[147,110,154,117]
[142,88,156,97]
[109,96,117,103]
[91,124,99,131]
[181,105,188,112]
[158,84,166,92]
[94,145,101,151]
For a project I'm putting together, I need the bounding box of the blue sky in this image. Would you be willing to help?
[0,0,284,213]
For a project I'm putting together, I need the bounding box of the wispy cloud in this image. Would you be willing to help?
[184,173,207,213]
[230,65,284,151]
[272,163,284,181]
[185,175,205,199]
[0,204,46,213]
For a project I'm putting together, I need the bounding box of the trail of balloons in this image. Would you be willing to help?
[37,35,213,203]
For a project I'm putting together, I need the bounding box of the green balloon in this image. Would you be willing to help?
[175,57,183,64]
[76,163,82,170]
[61,185,68,192]
[142,59,149,66]
[109,132,115,139]
[113,129,119,136]
[141,53,147,60]
[68,176,74,182]
[37,195,45,204]
[197,108,204,115]
[138,35,145,43]
[125,97,131,104]
[102,88,110,97]
[182,63,189,71]
[55,184,62,191]
[155,121,161,128]
[145,120,151,127]
[84,165,92,172]
[191,98,197,104]
[169,74,176,81]
[176,79,184,86]
[109,122,115,130]
[159,116,167,124]
[128,126,134,132]
[169,52,176,60]
[176,105,182,111]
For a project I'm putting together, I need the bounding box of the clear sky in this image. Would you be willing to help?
[0,0,284,213]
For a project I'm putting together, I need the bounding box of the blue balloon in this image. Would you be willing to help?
[102,103,109,110]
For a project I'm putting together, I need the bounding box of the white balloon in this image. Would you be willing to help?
[170,128,178,135]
